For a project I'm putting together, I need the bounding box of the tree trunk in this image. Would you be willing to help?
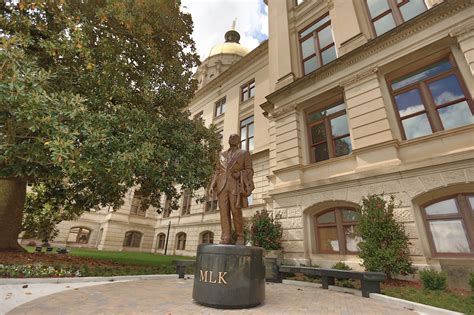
[0,178,27,252]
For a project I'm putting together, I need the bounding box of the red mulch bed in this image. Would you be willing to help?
[0,252,123,268]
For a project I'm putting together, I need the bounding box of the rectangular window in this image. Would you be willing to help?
[241,79,255,102]
[389,56,474,140]
[365,0,427,36]
[240,116,254,152]
[181,190,192,216]
[215,97,226,117]
[299,14,336,75]
[307,101,352,163]
[205,193,218,212]
[217,130,223,143]
[130,192,146,216]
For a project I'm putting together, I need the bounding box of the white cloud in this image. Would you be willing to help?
[181,0,268,61]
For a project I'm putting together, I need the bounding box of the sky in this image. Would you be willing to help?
[181,0,268,61]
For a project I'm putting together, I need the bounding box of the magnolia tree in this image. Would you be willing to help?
[0,1,221,251]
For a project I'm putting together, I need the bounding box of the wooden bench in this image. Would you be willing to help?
[172,260,195,278]
[278,265,386,298]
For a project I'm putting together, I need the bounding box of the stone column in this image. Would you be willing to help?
[340,68,401,170]
[267,0,294,92]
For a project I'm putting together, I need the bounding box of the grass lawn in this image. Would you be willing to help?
[25,246,192,266]
[383,286,474,314]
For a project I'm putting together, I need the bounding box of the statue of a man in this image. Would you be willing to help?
[210,134,254,245]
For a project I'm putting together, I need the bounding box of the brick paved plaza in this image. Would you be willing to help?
[7,278,417,315]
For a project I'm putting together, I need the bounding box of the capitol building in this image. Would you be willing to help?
[51,0,473,289]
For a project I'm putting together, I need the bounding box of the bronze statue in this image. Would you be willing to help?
[210,134,254,245]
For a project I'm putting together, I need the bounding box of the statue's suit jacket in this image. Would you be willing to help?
[212,148,254,208]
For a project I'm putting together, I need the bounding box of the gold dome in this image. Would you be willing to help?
[208,42,249,57]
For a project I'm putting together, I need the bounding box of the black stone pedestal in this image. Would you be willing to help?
[192,244,265,309]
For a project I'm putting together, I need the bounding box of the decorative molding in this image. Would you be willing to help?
[449,19,474,40]
[269,103,297,119]
[338,66,379,88]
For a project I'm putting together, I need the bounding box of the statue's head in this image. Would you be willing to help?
[228,134,240,148]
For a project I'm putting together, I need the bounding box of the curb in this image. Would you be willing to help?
[370,293,464,315]
[0,274,177,285]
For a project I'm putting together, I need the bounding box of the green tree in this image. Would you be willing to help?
[357,194,414,279]
[22,182,79,245]
[0,0,220,251]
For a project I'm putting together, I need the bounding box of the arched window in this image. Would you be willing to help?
[176,232,186,250]
[314,208,360,254]
[123,231,143,248]
[422,194,473,256]
[67,227,91,244]
[201,231,214,244]
[157,233,166,249]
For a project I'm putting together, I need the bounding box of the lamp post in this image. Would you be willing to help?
[164,221,171,255]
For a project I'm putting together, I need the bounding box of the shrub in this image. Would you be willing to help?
[331,262,354,288]
[419,269,447,291]
[332,262,351,271]
[249,209,283,250]
[357,194,414,279]
[469,272,474,292]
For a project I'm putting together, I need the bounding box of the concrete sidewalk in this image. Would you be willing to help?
[4,277,418,315]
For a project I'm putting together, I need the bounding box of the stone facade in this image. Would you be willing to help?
[53,0,474,288]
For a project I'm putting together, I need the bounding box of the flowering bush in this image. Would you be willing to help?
[0,263,81,278]
[249,209,283,250]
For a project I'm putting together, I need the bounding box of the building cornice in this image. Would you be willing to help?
[264,0,471,106]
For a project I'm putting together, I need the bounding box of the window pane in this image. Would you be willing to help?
[374,13,396,36]
[401,113,432,140]
[318,227,339,252]
[429,220,470,253]
[249,86,255,98]
[428,75,465,106]
[342,210,358,222]
[395,89,425,117]
[425,198,458,216]
[248,123,254,137]
[325,103,346,116]
[300,15,331,38]
[344,225,361,252]
[317,211,335,223]
[334,136,352,157]
[311,123,326,144]
[438,101,474,130]
[367,0,390,18]
[321,45,337,65]
[318,25,333,49]
[330,114,349,137]
[241,116,254,126]
[399,0,426,21]
[391,60,452,90]
[241,126,247,141]
[241,140,247,151]
[314,143,329,161]
[248,137,254,151]
[469,196,474,210]
[304,57,318,74]
[301,37,316,59]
